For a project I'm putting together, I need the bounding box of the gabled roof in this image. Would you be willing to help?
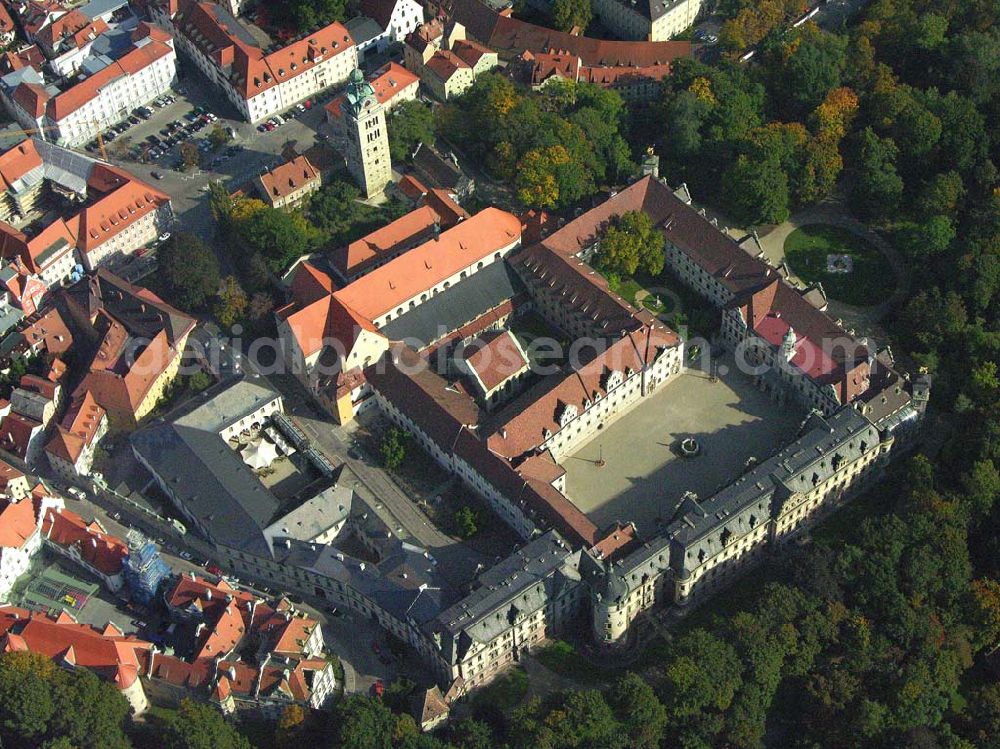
[359,0,400,29]
[452,38,493,68]
[459,329,528,393]
[0,606,151,691]
[0,497,39,548]
[0,412,42,458]
[451,0,695,67]
[486,326,677,460]
[176,1,355,100]
[333,207,521,321]
[424,49,470,82]
[328,61,420,120]
[35,9,107,53]
[0,140,42,192]
[45,390,105,463]
[12,82,49,118]
[330,204,441,279]
[414,685,450,727]
[20,306,74,354]
[0,3,14,34]
[258,155,319,201]
[46,39,175,121]
[42,506,128,574]
[396,174,428,201]
[78,168,170,252]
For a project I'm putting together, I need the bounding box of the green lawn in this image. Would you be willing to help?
[536,640,625,684]
[783,224,892,306]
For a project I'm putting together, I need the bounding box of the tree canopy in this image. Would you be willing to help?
[156,232,221,310]
[388,101,435,164]
[597,210,665,277]
[438,75,634,209]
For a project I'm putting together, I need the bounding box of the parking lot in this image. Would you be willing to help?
[94,69,342,248]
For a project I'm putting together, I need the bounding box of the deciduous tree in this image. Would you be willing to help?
[157,233,221,310]
[551,0,592,32]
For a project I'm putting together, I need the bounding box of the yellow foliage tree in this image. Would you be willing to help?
[516,145,570,209]
[229,196,267,225]
[688,77,716,105]
[812,87,860,139]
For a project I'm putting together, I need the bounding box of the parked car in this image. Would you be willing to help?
[205,563,223,575]
[158,232,171,242]
[151,171,163,180]
[179,551,193,561]
[372,680,384,698]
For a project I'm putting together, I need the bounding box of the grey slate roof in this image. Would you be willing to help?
[263,482,353,545]
[131,419,279,557]
[175,378,280,433]
[665,407,879,575]
[381,260,524,347]
[130,377,286,557]
[430,531,579,663]
[346,16,385,45]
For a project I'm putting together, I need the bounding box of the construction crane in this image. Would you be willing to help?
[3,119,111,160]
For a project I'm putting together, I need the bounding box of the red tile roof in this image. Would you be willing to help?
[581,62,672,87]
[46,390,105,463]
[20,307,74,355]
[396,174,428,201]
[0,3,14,34]
[424,49,469,81]
[0,45,46,74]
[0,606,151,691]
[487,326,677,460]
[371,61,419,103]
[405,19,442,53]
[258,155,319,201]
[0,140,42,192]
[334,206,521,321]
[0,497,39,548]
[12,82,49,118]
[74,325,179,424]
[0,216,78,274]
[0,458,27,495]
[451,0,695,67]
[147,652,214,688]
[460,329,528,392]
[166,574,255,617]
[452,38,493,67]
[327,63,419,120]
[35,9,107,53]
[0,412,42,458]
[46,39,175,121]
[132,21,172,44]
[421,188,469,226]
[78,165,170,252]
[331,204,442,278]
[177,1,355,100]
[42,507,127,575]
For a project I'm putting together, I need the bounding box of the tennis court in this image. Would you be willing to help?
[19,564,99,615]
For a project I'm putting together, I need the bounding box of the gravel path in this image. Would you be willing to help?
[757,198,910,340]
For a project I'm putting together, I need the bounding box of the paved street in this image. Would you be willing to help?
[287,402,488,588]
